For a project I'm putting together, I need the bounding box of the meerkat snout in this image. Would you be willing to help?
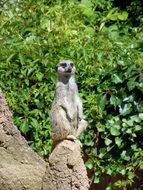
[66,66,72,73]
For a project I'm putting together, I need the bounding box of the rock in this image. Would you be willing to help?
[43,140,89,190]
[0,91,46,190]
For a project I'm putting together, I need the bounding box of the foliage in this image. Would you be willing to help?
[113,0,143,26]
[0,0,143,189]
[84,62,143,189]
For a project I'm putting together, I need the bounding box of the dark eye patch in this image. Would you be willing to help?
[60,63,67,68]
[70,63,74,67]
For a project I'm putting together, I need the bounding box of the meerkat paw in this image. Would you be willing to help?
[76,139,82,148]
[67,135,77,141]
[66,135,82,147]
[79,119,88,130]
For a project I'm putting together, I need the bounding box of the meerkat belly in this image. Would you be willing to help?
[66,86,78,124]
[69,103,78,121]
[67,97,78,135]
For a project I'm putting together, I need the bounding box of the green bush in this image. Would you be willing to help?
[84,61,143,188]
[0,0,143,189]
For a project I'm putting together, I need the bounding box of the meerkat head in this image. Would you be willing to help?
[56,60,76,76]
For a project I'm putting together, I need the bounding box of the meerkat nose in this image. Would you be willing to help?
[67,68,72,72]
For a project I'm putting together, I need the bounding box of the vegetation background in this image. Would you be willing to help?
[0,0,143,189]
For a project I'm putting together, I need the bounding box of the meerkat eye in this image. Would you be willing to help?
[60,63,67,68]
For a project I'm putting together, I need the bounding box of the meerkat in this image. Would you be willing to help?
[50,60,87,143]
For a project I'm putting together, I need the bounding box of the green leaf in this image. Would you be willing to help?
[7,53,16,63]
[135,125,142,131]
[112,74,122,84]
[30,118,39,128]
[98,124,106,132]
[130,115,141,123]
[131,144,137,151]
[99,94,107,111]
[20,120,29,133]
[84,135,94,146]
[106,186,113,190]
[121,151,130,161]
[110,126,120,136]
[119,103,132,116]
[85,159,94,169]
[85,27,95,36]
[19,53,25,65]
[105,138,112,146]
[110,95,121,107]
[139,113,143,120]
[126,128,132,134]
[99,148,106,158]
[126,120,133,126]
[106,8,118,21]
[79,3,94,18]
[115,137,122,147]
[81,0,93,7]
[99,22,105,31]
[120,169,126,175]
[138,83,143,92]
[94,174,100,183]
[107,168,113,175]
[36,72,44,81]
[117,11,128,20]
[128,172,135,180]
[127,80,137,91]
